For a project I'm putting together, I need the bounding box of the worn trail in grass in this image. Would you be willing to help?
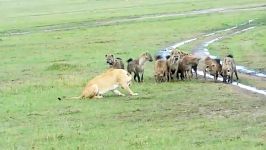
[1,3,266,36]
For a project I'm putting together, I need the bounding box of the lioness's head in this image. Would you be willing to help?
[105,54,115,65]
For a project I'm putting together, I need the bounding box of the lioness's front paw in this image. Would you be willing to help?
[131,93,138,96]
[120,94,125,96]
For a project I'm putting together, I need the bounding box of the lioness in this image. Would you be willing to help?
[58,69,138,100]
[105,54,125,69]
[222,55,239,83]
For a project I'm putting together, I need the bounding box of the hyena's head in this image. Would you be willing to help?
[105,54,115,65]
[142,52,153,62]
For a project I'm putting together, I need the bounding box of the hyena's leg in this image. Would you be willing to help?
[167,72,171,81]
[134,73,138,82]
[180,71,185,80]
[194,66,198,79]
[136,72,141,82]
[215,73,218,82]
[173,70,178,80]
[170,71,173,80]
[235,70,239,81]
[222,70,227,83]
[184,70,188,79]
[203,69,206,80]
[175,71,178,80]
[140,71,144,82]
[188,68,193,80]
[230,71,234,83]
[154,75,158,82]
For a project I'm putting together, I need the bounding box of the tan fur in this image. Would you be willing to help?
[178,55,200,80]
[203,57,223,82]
[169,50,197,80]
[222,56,238,83]
[105,54,124,69]
[170,49,188,58]
[127,52,153,82]
[167,52,180,81]
[154,59,168,82]
[61,69,138,99]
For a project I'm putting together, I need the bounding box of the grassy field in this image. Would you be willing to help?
[1,0,266,149]
[2,0,266,32]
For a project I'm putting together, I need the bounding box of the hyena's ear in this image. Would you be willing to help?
[105,54,108,57]
[111,54,113,57]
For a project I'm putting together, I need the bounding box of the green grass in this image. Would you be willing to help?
[1,79,266,149]
[1,0,266,32]
[0,0,266,149]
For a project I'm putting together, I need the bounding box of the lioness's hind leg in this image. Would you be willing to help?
[113,90,125,96]
[82,84,98,99]
[95,95,103,99]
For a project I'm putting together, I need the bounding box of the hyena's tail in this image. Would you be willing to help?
[227,54,234,58]
[127,58,133,63]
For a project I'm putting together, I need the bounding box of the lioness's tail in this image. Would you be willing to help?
[57,95,82,101]
[58,85,98,100]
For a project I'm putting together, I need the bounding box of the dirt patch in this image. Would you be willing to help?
[87,40,115,44]
[59,109,81,116]
[46,63,79,71]
[50,59,67,63]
